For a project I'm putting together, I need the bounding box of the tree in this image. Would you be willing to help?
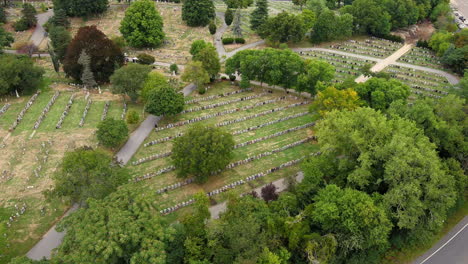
[137,53,156,65]
[52,0,108,17]
[311,9,353,42]
[261,183,279,202]
[225,8,234,26]
[145,86,185,116]
[172,125,234,182]
[0,54,44,96]
[296,59,335,94]
[141,72,170,102]
[429,31,453,56]
[225,0,254,9]
[250,0,268,30]
[193,44,221,79]
[306,0,328,16]
[300,9,316,29]
[309,86,360,118]
[14,3,37,31]
[306,185,391,256]
[170,63,179,74]
[259,12,307,43]
[49,8,69,28]
[77,50,97,88]
[383,0,418,30]
[48,147,129,204]
[48,44,61,74]
[182,0,215,27]
[292,0,307,10]
[0,6,6,23]
[232,10,243,38]
[49,26,71,61]
[96,118,129,148]
[126,109,140,124]
[441,45,467,74]
[110,64,151,101]
[120,0,165,48]
[306,108,457,231]
[63,26,124,83]
[207,21,216,35]
[190,39,208,56]
[182,61,210,89]
[0,26,14,53]
[53,190,173,264]
[341,0,391,36]
[354,77,410,111]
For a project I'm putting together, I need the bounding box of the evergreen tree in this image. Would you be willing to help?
[182,0,215,27]
[0,26,13,53]
[52,0,108,17]
[50,8,69,28]
[0,6,6,23]
[49,25,71,61]
[48,44,60,74]
[250,0,268,31]
[78,50,97,88]
[232,10,243,38]
[225,8,234,26]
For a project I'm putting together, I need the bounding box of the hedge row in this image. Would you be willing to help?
[222,37,246,45]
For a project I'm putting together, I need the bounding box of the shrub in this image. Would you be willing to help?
[145,86,185,116]
[126,110,140,124]
[234,37,245,44]
[198,86,206,94]
[170,63,179,74]
[209,20,217,35]
[221,76,227,80]
[225,8,234,25]
[14,19,29,31]
[222,37,234,44]
[137,53,155,65]
[96,118,129,148]
[229,75,236,81]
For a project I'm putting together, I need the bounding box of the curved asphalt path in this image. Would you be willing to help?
[30,9,54,47]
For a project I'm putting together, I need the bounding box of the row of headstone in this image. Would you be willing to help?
[387,68,448,84]
[412,89,442,99]
[233,122,316,149]
[6,203,27,228]
[121,101,127,120]
[160,152,323,215]
[181,93,266,114]
[9,91,41,131]
[411,84,448,95]
[399,57,442,67]
[156,178,195,194]
[185,88,253,104]
[350,38,400,51]
[0,103,11,116]
[329,44,386,57]
[132,151,172,165]
[32,140,53,178]
[79,99,92,127]
[369,36,402,46]
[101,101,110,121]
[154,97,290,132]
[231,111,309,135]
[56,94,75,129]
[300,51,373,65]
[133,165,176,182]
[145,102,309,147]
[34,91,60,130]
[388,73,449,94]
[306,53,366,67]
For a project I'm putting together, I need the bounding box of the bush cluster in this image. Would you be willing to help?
[222,37,246,45]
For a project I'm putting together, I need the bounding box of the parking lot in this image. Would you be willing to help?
[451,0,468,29]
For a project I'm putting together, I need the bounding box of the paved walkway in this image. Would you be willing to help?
[30,9,54,47]
[214,12,228,58]
[26,204,78,260]
[115,83,196,165]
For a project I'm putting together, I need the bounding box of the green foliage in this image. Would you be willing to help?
[110,63,151,101]
[0,54,44,96]
[110,35,127,50]
[250,0,268,31]
[190,39,208,56]
[240,76,250,89]
[383,0,418,30]
[181,60,210,88]
[259,11,307,43]
[141,72,170,102]
[0,7,6,24]
[354,78,410,111]
[172,125,234,183]
[309,107,457,231]
[137,53,156,65]
[441,45,467,74]
[53,190,173,264]
[126,109,140,124]
[63,26,124,83]
[145,85,184,116]
[78,50,97,88]
[16,3,36,30]
[182,0,215,27]
[225,8,234,26]
[311,9,353,42]
[296,59,335,95]
[49,25,71,61]
[49,8,69,28]
[120,0,165,48]
[96,118,129,148]
[225,0,254,9]
[300,9,316,29]
[0,25,14,52]
[307,185,391,255]
[429,31,453,56]
[209,20,217,34]
[170,63,179,74]
[309,86,360,118]
[193,43,221,78]
[292,0,307,9]
[341,0,391,36]
[8,257,49,264]
[52,0,108,17]
[306,0,328,16]
[49,147,129,204]
[232,10,243,38]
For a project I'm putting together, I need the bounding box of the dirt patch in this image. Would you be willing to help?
[393,20,436,43]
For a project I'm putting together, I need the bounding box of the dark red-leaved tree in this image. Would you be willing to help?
[261,183,278,202]
[63,26,124,84]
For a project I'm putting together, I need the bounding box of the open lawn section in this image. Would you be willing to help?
[106,100,124,120]
[128,141,318,210]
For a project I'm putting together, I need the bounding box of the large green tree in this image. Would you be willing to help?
[172,125,234,183]
[250,0,268,31]
[0,26,13,53]
[181,60,210,88]
[141,72,171,102]
[49,25,71,61]
[225,0,254,9]
[63,26,124,83]
[296,59,335,94]
[49,147,129,204]
[145,86,185,116]
[110,63,151,101]
[193,43,221,79]
[53,190,173,264]
[0,54,44,96]
[96,118,129,148]
[14,3,37,31]
[52,0,108,17]
[311,9,353,42]
[182,0,215,27]
[354,77,410,111]
[120,0,165,48]
[259,11,307,43]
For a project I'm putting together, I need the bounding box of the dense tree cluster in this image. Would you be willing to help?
[190,40,221,79]
[63,26,124,83]
[110,63,152,101]
[14,3,36,31]
[0,54,44,96]
[182,0,215,27]
[0,26,13,52]
[52,0,108,17]
[259,11,307,43]
[354,77,411,111]
[428,29,467,74]
[120,0,165,48]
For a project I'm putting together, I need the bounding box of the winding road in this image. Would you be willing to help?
[30,9,54,47]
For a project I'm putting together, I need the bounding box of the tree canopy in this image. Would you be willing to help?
[309,86,360,118]
[250,0,268,31]
[192,43,221,78]
[145,85,185,116]
[354,77,410,111]
[296,59,335,95]
[49,25,71,61]
[0,26,14,53]
[0,54,44,96]
[141,72,171,102]
[63,26,124,83]
[52,0,108,17]
[110,63,152,102]
[96,118,129,148]
[120,0,165,48]
[259,11,307,43]
[182,60,210,88]
[182,0,215,27]
[172,125,235,183]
